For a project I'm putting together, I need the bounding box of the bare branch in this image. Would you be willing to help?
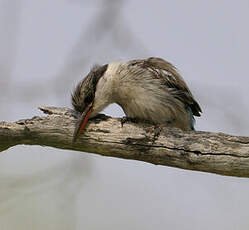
[1,106,249,178]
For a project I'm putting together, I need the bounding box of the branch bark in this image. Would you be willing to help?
[1,106,249,177]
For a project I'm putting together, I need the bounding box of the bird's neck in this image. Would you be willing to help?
[91,62,124,116]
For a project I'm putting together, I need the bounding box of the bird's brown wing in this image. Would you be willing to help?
[143,57,202,116]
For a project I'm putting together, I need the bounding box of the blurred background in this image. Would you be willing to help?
[0,0,249,229]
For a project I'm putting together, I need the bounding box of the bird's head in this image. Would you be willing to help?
[72,64,108,142]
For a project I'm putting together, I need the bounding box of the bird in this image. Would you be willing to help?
[71,57,202,142]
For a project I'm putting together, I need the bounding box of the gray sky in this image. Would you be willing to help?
[0,0,249,229]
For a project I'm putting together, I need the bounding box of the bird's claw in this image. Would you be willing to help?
[120,117,138,127]
[153,124,162,140]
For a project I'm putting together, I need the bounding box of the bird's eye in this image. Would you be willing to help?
[84,94,93,104]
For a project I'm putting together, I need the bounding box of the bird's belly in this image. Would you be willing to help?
[121,97,175,124]
[118,93,191,131]
[115,83,191,130]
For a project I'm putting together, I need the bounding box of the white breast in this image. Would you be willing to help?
[92,61,191,130]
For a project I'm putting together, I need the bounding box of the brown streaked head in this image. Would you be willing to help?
[72,64,108,142]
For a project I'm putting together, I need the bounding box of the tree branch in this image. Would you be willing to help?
[1,106,249,177]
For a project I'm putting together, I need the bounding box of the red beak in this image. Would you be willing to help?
[73,103,93,143]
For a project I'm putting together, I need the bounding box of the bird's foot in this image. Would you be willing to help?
[120,117,139,127]
[90,113,110,121]
[153,124,162,142]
